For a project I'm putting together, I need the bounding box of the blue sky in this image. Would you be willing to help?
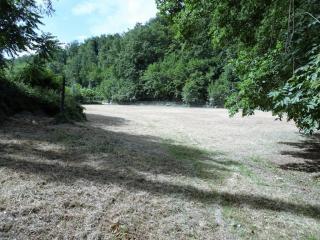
[39,0,158,43]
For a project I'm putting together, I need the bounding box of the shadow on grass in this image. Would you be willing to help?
[279,134,320,173]
[1,114,320,220]
[86,114,129,127]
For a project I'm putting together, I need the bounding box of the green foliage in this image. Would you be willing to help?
[0,0,84,122]
[269,49,320,134]
[1,62,85,122]
[0,0,55,67]
[78,87,103,104]
[208,66,236,107]
[0,75,59,121]
[0,71,85,121]
[100,78,136,103]
[40,15,229,105]
[54,96,86,123]
[4,0,319,133]
[141,53,187,100]
[157,0,320,133]
[66,83,102,104]
[13,62,61,90]
[182,72,205,105]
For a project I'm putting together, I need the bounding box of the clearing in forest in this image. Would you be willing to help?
[0,105,319,239]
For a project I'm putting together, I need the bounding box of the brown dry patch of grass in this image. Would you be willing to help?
[218,154,320,240]
[0,114,230,239]
[0,111,319,239]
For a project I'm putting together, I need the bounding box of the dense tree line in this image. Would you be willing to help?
[41,16,235,106]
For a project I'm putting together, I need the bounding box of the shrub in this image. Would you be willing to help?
[100,78,136,103]
[141,54,187,101]
[208,66,236,107]
[0,76,59,120]
[55,96,86,123]
[182,72,205,105]
[14,63,61,90]
[70,86,103,104]
[0,68,85,122]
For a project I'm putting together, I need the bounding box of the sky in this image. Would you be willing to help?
[40,0,158,43]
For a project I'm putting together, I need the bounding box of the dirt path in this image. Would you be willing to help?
[0,105,319,239]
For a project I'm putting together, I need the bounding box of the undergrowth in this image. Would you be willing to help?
[0,75,85,123]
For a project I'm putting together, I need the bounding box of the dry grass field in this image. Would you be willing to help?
[0,105,319,239]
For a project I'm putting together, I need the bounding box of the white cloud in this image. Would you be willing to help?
[72,2,98,15]
[72,0,157,35]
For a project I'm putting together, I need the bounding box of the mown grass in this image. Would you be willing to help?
[160,142,320,240]
[220,155,320,240]
[47,131,320,240]
[2,114,319,239]
[163,139,232,185]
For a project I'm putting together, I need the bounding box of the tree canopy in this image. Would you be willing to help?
[156,0,320,133]
[42,16,232,105]
[0,0,57,67]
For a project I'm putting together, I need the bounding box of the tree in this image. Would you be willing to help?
[40,14,230,105]
[1,0,85,122]
[0,0,55,67]
[157,0,320,133]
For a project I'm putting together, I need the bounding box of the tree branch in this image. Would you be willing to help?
[305,12,320,24]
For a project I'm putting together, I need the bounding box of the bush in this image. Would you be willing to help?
[0,68,85,122]
[141,62,173,100]
[14,63,61,90]
[79,88,103,104]
[141,54,187,101]
[208,66,236,107]
[0,76,59,120]
[100,78,136,103]
[68,84,103,104]
[182,72,205,105]
[55,96,86,123]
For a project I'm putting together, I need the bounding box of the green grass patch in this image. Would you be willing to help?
[306,235,320,240]
[166,143,207,161]
[162,139,232,184]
